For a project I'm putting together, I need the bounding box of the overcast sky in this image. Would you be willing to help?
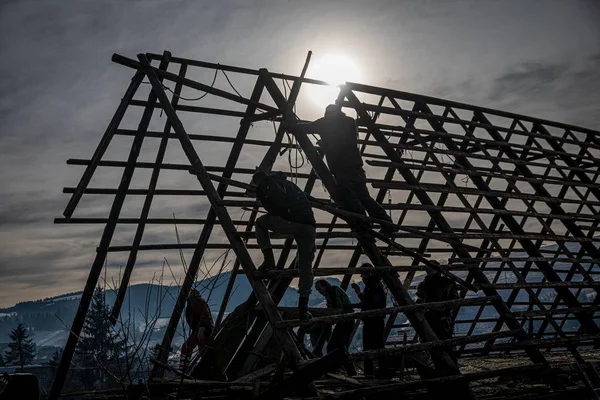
[1,0,599,307]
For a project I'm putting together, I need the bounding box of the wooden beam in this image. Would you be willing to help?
[276,296,498,329]
[352,329,521,361]
[112,53,279,113]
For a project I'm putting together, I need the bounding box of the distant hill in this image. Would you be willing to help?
[0,273,362,352]
[2,239,599,355]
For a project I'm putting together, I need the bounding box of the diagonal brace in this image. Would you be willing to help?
[137,54,305,370]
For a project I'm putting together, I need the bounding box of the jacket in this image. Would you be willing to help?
[416,273,460,332]
[358,276,386,319]
[325,286,354,314]
[256,171,316,226]
[298,115,363,175]
[185,294,213,331]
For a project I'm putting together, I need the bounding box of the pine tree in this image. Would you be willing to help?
[49,348,62,370]
[0,351,5,366]
[75,287,126,389]
[5,323,36,369]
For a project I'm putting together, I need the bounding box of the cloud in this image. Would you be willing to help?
[488,61,568,102]
[485,53,600,128]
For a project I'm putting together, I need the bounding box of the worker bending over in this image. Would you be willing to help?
[416,263,460,364]
[252,169,316,320]
[181,288,213,371]
[287,104,395,236]
[315,279,356,375]
[352,265,389,377]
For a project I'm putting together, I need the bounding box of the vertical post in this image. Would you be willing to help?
[138,54,305,373]
[110,54,185,323]
[48,54,171,400]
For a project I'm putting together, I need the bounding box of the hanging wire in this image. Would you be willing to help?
[164,67,219,101]
[141,66,219,102]
[219,67,244,98]
[288,133,305,171]
[284,78,297,116]
[462,174,471,201]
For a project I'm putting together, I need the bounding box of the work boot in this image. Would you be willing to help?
[258,247,276,272]
[179,355,190,373]
[298,296,311,321]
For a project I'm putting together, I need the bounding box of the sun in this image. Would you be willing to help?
[306,54,361,109]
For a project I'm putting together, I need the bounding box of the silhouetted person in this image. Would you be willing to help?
[181,288,213,371]
[252,169,316,320]
[288,104,396,236]
[298,322,332,357]
[351,265,388,377]
[416,263,460,364]
[315,279,356,375]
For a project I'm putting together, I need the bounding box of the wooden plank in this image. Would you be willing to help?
[367,159,600,191]
[353,329,521,361]
[372,180,600,207]
[276,296,498,329]
[344,81,600,136]
[253,266,429,277]
[112,53,279,113]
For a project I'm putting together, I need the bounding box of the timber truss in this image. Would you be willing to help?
[50,50,600,399]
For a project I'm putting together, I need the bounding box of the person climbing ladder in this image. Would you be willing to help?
[287,103,396,237]
[180,288,213,371]
[252,169,316,321]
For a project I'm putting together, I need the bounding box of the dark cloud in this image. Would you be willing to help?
[488,62,568,102]
[484,53,600,129]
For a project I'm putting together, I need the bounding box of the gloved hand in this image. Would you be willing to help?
[298,297,311,321]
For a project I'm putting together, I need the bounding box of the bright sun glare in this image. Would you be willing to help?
[306,54,361,109]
